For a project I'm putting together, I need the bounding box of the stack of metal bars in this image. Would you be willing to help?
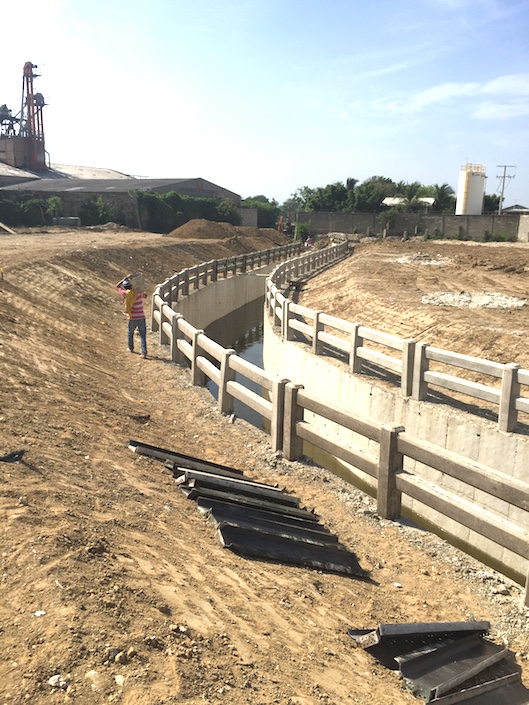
[348,621,529,704]
[129,439,367,577]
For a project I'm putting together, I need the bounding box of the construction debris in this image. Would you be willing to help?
[129,439,367,577]
[0,221,17,235]
[349,621,529,703]
[0,449,25,463]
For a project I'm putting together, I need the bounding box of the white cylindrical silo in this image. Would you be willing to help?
[455,163,487,215]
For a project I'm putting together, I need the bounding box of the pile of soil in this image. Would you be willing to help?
[166,219,286,251]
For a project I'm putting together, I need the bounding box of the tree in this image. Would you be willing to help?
[289,186,318,211]
[429,183,455,213]
[483,193,500,214]
[292,180,359,212]
[345,177,358,210]
[242,196,280,228]
[79,196,115,226]
[353,176,396,212]
[216,197,241,225]
[46,196,63,221]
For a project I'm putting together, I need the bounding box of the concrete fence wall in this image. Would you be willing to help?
[297,210,522,240]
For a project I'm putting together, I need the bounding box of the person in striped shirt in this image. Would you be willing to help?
[117,273,148,358]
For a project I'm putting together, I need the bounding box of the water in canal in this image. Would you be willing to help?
[204,296,266,430]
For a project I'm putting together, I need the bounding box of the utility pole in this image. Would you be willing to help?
[496,165,516,215]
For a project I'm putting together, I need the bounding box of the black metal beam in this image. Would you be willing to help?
[128,440,244,475]
[431,672,529,704]
[176,469,300,506]
[205,510,339,546]
[348,622,490,670]
[217,522,367,577]
[399,634,508,701]
[178,485,320,521]
[196,496,332,534]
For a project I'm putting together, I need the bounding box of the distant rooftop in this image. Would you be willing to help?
[502,204,529,213]
[48,164,133,180]
[0,177,199,193]
[382,196,435,207]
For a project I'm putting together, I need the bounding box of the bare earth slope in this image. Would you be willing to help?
[2,227,529,704]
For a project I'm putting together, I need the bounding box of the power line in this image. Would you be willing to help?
[496,165,516,215]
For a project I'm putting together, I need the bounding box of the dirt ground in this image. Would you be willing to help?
[2,224,529,705]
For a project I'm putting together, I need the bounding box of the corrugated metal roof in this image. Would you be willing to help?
[0,177,194,193]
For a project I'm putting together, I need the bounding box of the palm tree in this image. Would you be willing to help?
[431,183,455,213]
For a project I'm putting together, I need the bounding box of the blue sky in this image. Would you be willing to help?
[1,0,528,206]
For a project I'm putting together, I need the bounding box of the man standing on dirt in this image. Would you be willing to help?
[117,273,148,358]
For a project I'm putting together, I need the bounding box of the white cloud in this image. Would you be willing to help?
[368,73,529,120]
[472,100,529,120]
[481,74,529,96]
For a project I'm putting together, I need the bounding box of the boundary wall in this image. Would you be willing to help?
[297,210,522,241]
[151,240,529,599]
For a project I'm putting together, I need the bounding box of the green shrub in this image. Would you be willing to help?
[296,221,310,240]
[430,228,444,240]
[79,196,115,226]
[136,191,241,233]
[482,230,514,242]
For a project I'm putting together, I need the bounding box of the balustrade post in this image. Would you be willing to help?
[283,299,294,341]
[312,311,324,355]
[377,425,405,520]
[211,260,218,282]
[183,270,189,296]
[412,342,429,401]
[191,330,206,386]
[499,363,521,432]
[241,255,247,273]
[401,339,416,398]
[270,378,289,452]
[193,265,200,290]
[171,313,185,364]
[166,279,173,309]
[151,293,159,332]
[218,348,236,414]
[283,383,304,461]
[173,274,180,303]
[349,323,363,374]
[159,304,170,345]
[273,290,282,327]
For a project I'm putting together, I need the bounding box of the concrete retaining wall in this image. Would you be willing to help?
[172,266,272,330]
[262,314,529,579]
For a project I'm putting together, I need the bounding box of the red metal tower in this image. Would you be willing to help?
[20,61,46,170]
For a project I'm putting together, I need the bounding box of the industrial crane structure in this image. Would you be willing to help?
[0,61,47,171]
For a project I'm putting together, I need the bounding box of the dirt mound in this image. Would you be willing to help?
[165,219,289,250]
[165,218,240,240]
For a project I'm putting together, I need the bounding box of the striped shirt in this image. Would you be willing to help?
[119,288,146,320]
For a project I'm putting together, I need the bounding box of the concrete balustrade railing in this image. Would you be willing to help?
[266,263,529,433]
[282,381,529,602]
[155,242,302,310]
[151,241,306,453]
[152,238,529,597]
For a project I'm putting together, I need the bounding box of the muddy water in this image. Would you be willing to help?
[204,297,266,430]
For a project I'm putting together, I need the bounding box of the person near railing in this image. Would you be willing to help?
[117,273,148,359]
